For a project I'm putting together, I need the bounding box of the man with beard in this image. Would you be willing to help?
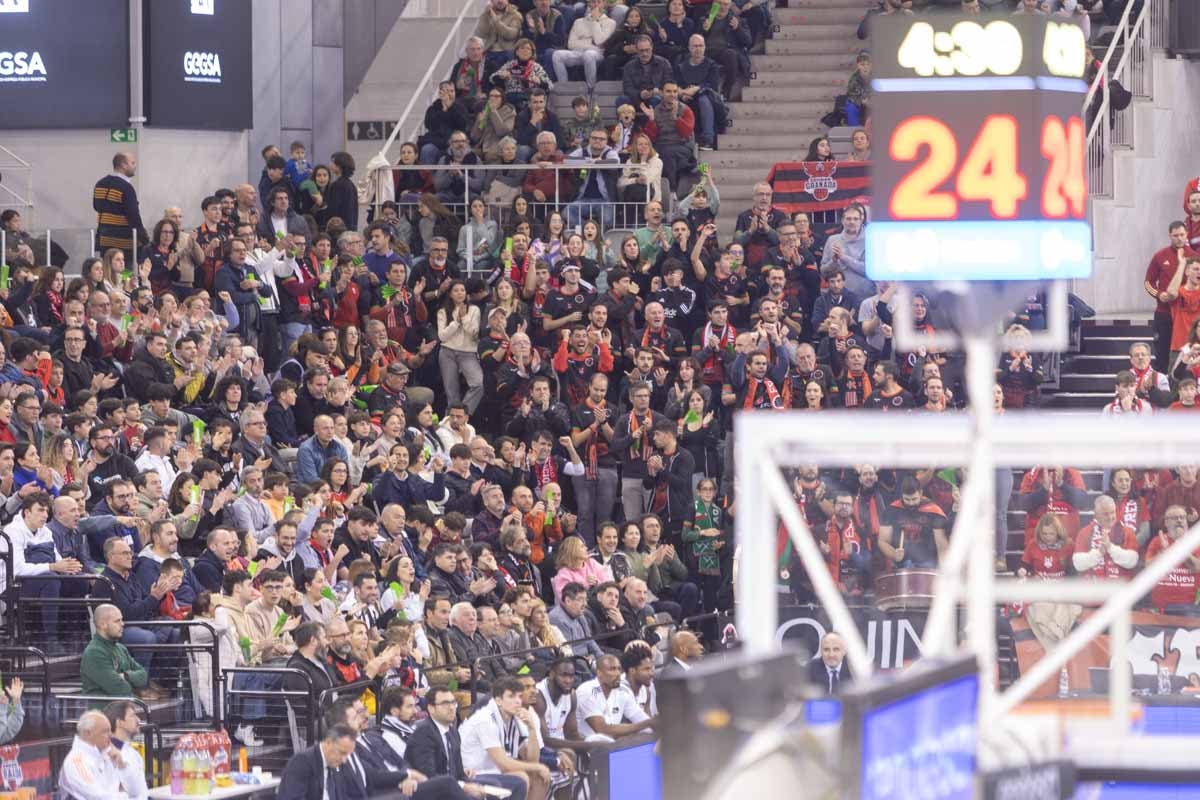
[863,361,914,411]
[820,203,870,299]
[284,621,339,697]
[256,520,307,589]
[497,524,542,596]
[822,491,871,595]
[693,301,737,399]
[132,519,204,607]
[423,596,474,689]
[575,654,653,741]
[532,658,582,753]
[851,464,888,549]
[754,267,804,343]
[785,342,834,407]
[434,131,485,207]
[878,477,948,568]
[832,345,871,409]
[1145,505,1200,614]
[730,350,787,411]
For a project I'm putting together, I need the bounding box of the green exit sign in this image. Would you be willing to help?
[110,128,138,143]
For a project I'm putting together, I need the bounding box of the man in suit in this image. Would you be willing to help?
[807,631,853,696]
[277,724,362,800]
[408,686,529,800]
[324,698,482,800]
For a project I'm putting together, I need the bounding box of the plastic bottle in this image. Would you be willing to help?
[213,743,231,788]
[199,747,213,794]
[1158,667,1173,695]
[1058,666,1070,698]
[170,749,185,795]
[182,748,196,795]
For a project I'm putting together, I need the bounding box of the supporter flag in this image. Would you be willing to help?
[766,161,871,214]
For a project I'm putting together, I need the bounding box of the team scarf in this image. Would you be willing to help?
[742,375,783,410]
[628,411,652,462]
[642,324,668,350]
[532,456,558,490]
[583,398,609,479]
[840,370,872,408]
[826,517,863,587]
[1114,494,1142,530]
[700,322,736,383]
[853,489,883,537]
[45,290,64,325]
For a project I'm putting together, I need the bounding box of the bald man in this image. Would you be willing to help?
[806,632,852,696]
[60,710,145,799]
[667,630,704,672]
[80,604,154,700]
[1073,494,1139,580]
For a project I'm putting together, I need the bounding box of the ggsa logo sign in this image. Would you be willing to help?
[183,51,222,83]
[0,0,29,13]
[0,51,46,81]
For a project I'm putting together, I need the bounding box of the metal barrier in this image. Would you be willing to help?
[0,646,50,734]
[221,666,315,763]
[377,161,661,271]
[0,531,14,640]
[121,619,221,730]
[10,573,113,658]
[469,627,640,705]
[314,678,378,738]
[1083,0,1169,198]
[0,226,98,273]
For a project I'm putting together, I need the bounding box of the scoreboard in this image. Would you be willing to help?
[866,15,1092,282]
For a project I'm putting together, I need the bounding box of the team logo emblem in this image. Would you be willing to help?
[802,161,839,202]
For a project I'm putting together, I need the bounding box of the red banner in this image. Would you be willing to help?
[765,160,871,213]
[0,741,52,800]
[1012,609,1200,698]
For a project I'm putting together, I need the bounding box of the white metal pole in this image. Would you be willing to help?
[965,334,999,716]
[760,460,874,679]
[734,444,779,657]
[128,0,145,194]
[44,229,50,266]
[1110,611,1131,731]
[921,463,987,657]
[988,518,1200,723]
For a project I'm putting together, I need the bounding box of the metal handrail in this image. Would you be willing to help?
[468,627,641,705]
[375,0,487,166]
[121,618,221,729]
[0,646,50,724]
[1083,0,1168,198]
[222,665,315,743]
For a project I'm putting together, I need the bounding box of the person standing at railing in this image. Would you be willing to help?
[93,152,148,266]
[642,82,697,199]
[565,130,621,228]
[434,132,486,206]
[522,132,574,208]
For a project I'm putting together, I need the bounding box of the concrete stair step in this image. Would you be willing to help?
[731,101,827,121]
[768,37,864,54]
[734,85,840,102]
[776,0,876,7]
[750,70,848,88]
[773,7,866,24]
[1058,373,1120,393]
[699,148,809,168]
[718,133,814,150]
[1081,335,1152,356]
[701,166,770,186]
[771,23,864,41]
[1042,391,1112,409]
[752,52,859,72]
[726,116,824,136]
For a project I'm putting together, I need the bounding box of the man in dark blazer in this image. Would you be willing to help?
[806,631,853,696]
[407,686,528,800]
[323,697,482,800]
[277,724,363,800]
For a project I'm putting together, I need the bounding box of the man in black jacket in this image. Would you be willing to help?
[418,82,470,165]
[283,621,339,699]
[621,35,672,107]
[645,420,695,539]
[192,527,240,593]
[674,35,723,150]
[514,89,563,162]
[122,333,177,402]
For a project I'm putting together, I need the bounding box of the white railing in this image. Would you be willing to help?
[1083,0,1169,198]
[382,162,659,271]
[0,145,34,221]
[373,0,487,167]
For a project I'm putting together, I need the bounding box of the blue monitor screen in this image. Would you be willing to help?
[607,740,663,800]
[860,673,979,800]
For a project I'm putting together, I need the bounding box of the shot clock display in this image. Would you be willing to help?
[867,15,1092,282]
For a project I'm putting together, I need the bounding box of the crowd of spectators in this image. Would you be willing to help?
[0,0,1174,794]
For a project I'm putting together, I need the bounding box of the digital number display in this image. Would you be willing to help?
[867,15,1091,282]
